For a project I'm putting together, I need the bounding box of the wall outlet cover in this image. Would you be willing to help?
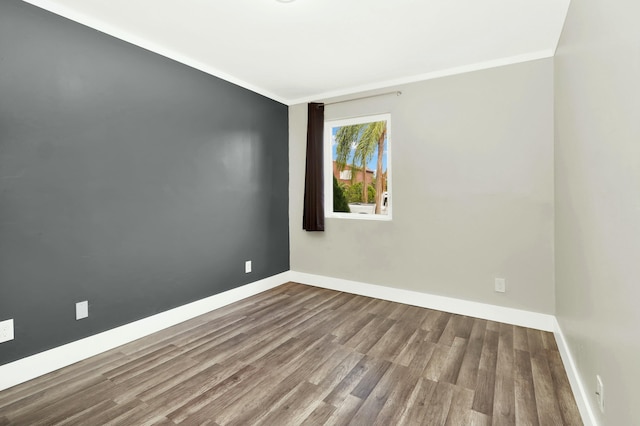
[596,375,604,413]
[76,301,89,320]
[494,278,506,293]
[0,319,15,343]
[245,260,252,274]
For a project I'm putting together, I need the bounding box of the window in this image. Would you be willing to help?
[339,170,352,180]
[325,113,391,220]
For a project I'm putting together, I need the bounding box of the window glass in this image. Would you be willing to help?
[324,114,391,220]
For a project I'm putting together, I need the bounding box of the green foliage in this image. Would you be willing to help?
[334,121,387,175]
[334,124,364,171]
[343,182,376,204]
[333,176,350,213]
[343,183,359,203]
[367,184,376,204]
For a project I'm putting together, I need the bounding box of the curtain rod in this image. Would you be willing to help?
[320,90,402,106]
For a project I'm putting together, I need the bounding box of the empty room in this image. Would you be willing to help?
[0,0,637,425]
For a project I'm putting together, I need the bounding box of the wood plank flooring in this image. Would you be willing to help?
[0,282,583,425]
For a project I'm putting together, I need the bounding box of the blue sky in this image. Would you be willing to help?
[331,125,388,175]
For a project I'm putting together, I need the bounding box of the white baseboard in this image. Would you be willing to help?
[553,318,598,426]
[289,271,556,331]
[0,269,591,426]
[0,272,290,392]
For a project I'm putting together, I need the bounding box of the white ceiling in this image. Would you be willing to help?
[24,0,570,105]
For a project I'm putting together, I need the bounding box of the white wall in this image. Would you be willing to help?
[554,0,640,423]
[290,59,555,314]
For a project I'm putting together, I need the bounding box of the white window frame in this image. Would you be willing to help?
[324,113,392,221]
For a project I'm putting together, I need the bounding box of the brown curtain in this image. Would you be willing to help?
[303,103,325,231]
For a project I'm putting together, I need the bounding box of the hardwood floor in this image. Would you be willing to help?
[0,282,583,425]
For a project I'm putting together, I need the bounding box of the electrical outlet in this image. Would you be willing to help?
[494,278,506,293]
[245,260,252,274]
[0,319,15,343]
[76,301,89,320]
[596,375,604,413]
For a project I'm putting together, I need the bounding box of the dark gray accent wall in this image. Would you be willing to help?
[0,0,289,365]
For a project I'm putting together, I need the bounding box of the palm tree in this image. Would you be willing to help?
[334,124,365,201]
[334,120,387,212]
[353,134,377,203]
[361,121,387,213]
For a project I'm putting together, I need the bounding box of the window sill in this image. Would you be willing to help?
[326,212,392,221]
